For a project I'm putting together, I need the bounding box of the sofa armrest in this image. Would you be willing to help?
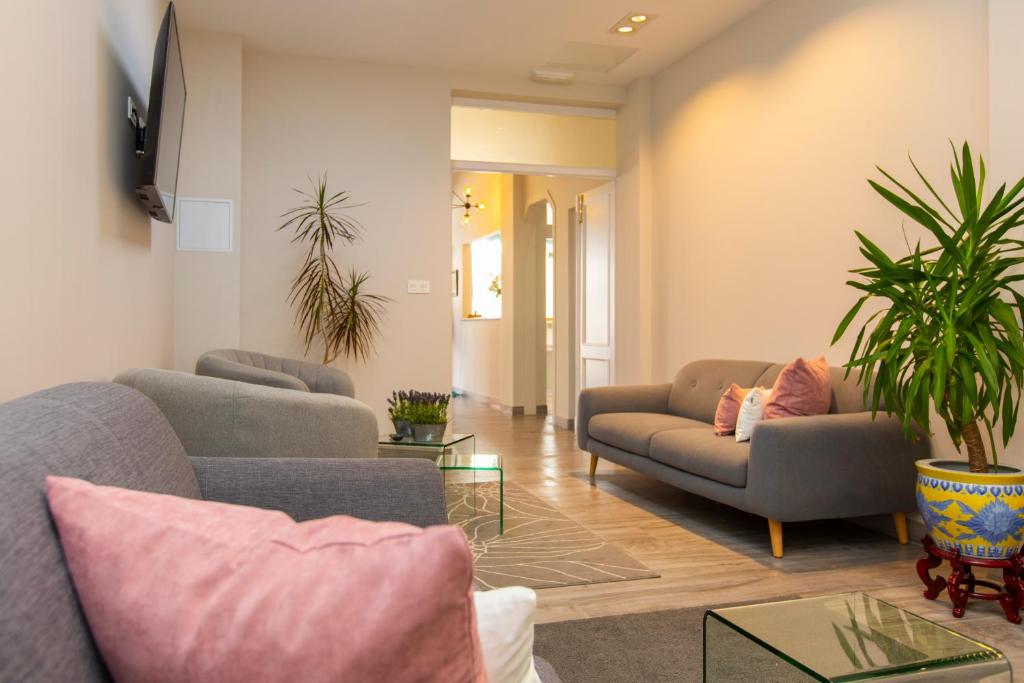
[191,456,448,526]
[114,369,378,459]
[196,353,310,392]
[576,383,672,450]
[745,412,929,522]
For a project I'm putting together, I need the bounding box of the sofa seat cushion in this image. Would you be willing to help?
[588,413,707,455]
[649,428,750,487]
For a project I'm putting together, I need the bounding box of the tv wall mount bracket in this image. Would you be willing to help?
[128,96,147,158]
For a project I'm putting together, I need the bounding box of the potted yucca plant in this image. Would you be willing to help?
[833,142,1024,559]
[277,174,391,365]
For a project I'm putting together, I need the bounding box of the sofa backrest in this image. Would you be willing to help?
[0,383,200,682]
[667,359,868,423]
[115,368,379,460]
[196,348,355,397]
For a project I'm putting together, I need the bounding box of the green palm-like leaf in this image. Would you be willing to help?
[833,142,1024,471]
[277,174,391,364]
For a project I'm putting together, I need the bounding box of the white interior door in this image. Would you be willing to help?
[576,182,615,400]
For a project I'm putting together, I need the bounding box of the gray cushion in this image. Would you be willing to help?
[589,412,707,455]
[0,382,200,683]
[667,359,773,422]
[197,348,355,398]
[649,428,750,487]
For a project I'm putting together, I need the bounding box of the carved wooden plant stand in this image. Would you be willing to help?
[917,535,1024,624]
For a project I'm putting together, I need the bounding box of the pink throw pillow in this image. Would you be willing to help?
[713,384,749,435]
[763,356,832,420]
[45,476,486,683]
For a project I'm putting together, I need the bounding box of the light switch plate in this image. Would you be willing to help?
[407,279,431,294]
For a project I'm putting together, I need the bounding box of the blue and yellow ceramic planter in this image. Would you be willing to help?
[916,459,1024,559]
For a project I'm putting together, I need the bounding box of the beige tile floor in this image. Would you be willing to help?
[451,397,1024,671]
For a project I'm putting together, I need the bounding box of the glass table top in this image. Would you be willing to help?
[378,432,473,448]
[707,593,1007,681]
[436,452,501,471]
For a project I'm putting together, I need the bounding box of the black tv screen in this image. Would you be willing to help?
[136,2,186,223]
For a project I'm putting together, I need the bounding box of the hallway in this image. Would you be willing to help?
[450,397,1024,666]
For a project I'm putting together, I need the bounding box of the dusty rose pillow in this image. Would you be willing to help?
[763,356,832,420]
[713,384,749,435]
[45,476,486,683]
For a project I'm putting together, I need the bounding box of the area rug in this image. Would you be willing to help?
[445,481,659,590]
[532,597,799,683]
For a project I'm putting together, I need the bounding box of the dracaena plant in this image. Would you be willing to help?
[833,142,1024,473]
[277,174,391,364]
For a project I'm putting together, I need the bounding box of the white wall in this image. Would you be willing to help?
[649,0,988,378]
[241,51,453,425]
[0,0,174,401]
[174,31,242,371]
[989,0,1024,466]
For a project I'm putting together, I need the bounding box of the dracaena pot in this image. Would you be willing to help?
[916,459,1024,559]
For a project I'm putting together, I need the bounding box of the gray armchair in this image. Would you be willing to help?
[196,348,355,398]
[115,368,378,460]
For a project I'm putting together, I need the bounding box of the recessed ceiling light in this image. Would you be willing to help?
[610,12,654,35]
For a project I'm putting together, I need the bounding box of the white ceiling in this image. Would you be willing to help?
[174,0,769,87]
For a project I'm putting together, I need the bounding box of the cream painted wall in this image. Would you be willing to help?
[988,0,1024,466]
[451,171,506,403]
[0,0,174,401]
[174,31,242,372]
[614,77,654,388]
[451,106,616,171]
[649,0,988,386]
[241,51,452,425]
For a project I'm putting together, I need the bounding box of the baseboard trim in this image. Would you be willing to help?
[848,512,926,543]
[454,387,546,416]
[553,415,574,430]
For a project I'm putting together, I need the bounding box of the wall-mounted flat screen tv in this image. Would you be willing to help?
[136,2,186,223]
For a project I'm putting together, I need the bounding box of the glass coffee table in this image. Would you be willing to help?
[437,452,503,535]
[704,593,1011,681]
[377,432,476,459]
[378,433,504,534]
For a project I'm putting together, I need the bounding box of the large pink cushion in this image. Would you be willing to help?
[713,384,749,436]
[763,356,832,420]
[45,476,486,683]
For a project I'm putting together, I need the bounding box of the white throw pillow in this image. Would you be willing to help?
[735,387,771,442]
[473,587,542,683]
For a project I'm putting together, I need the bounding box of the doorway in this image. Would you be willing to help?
[450,170,610,426]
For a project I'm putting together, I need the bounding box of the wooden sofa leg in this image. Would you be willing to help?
[768,519,783,558]
[589,455,599,477]
[893,512,909,544]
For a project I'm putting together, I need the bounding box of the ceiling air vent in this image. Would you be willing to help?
[531,69,575,85]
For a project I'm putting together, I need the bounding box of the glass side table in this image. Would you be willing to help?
[437,452,503,535]
[704,593,1011,682]
[377,432,475,459]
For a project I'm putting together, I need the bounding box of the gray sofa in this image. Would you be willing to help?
[115,368,378,459]
[196,348,355,397]
[0,382,446,681]
[577,359,929,557]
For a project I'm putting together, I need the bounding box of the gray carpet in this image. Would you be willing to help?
[533,598,800,683]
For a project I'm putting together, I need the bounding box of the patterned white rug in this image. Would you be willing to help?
[445,481,660,590]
